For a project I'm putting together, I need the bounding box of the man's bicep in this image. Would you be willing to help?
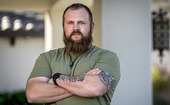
[26,77,50,99]
[27,77,50,85]
[99,71,116,91]
[94,52,120,89]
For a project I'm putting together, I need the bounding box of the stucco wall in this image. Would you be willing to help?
[101,0,152,105]
[0,37,44,92]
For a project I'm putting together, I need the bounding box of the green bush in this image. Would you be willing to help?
[152,66,168,91]
[0,91,42,105]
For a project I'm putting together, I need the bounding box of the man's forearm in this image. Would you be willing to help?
[56,69,116,97]
[57,74,102,97]
[26,77,73,104]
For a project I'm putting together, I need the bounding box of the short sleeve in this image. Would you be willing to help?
[93,51,120,85]
[28,53,52,79]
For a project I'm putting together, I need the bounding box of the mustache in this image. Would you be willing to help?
[70,30,83,37]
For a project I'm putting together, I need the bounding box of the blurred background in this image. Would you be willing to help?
[0,0,169,105]
[152,0,170,105]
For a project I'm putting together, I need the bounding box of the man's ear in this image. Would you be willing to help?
[91,22,95,33]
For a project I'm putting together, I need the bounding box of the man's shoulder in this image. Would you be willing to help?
[44,47,65,54]
[92,45,117,57]
[40,47,66,59]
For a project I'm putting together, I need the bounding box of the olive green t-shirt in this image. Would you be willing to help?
[29,45,120,105]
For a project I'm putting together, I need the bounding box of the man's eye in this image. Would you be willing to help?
[79,22,86,24]
[68,22,73,24]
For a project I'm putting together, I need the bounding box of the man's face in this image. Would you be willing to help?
[64,8,94,42]
[63,8,94,54]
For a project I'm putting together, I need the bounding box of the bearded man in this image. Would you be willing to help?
[26,3,120,105]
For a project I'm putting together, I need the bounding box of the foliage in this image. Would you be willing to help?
[0,91,42,105]
[152,66,168,91]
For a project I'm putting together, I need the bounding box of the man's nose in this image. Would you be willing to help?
[73,23,80,30]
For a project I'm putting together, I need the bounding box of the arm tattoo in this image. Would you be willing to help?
[59,75,85,82]
[99,71,116,91]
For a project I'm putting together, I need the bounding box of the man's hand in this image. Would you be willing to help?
[86,68,101,75]
[48,78,54,84]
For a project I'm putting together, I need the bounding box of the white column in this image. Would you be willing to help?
[101,0,152,105]
[44,11,53,51]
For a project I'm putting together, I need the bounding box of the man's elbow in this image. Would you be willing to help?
[26,93,33,103]
[26,91,38,103]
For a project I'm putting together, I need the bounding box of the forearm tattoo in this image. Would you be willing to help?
[59,75,85,82]
[99,71,116,91]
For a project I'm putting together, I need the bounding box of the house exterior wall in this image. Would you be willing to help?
[101,0,152,105]
[0,37,44,92]
[0,0,51,92]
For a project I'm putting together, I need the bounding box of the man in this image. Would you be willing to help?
[26,3,120,105]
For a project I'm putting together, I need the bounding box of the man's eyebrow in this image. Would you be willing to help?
[66,20,87,23]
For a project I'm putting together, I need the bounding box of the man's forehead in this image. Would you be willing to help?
[64,8,89,18]
[67,7,88,13]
